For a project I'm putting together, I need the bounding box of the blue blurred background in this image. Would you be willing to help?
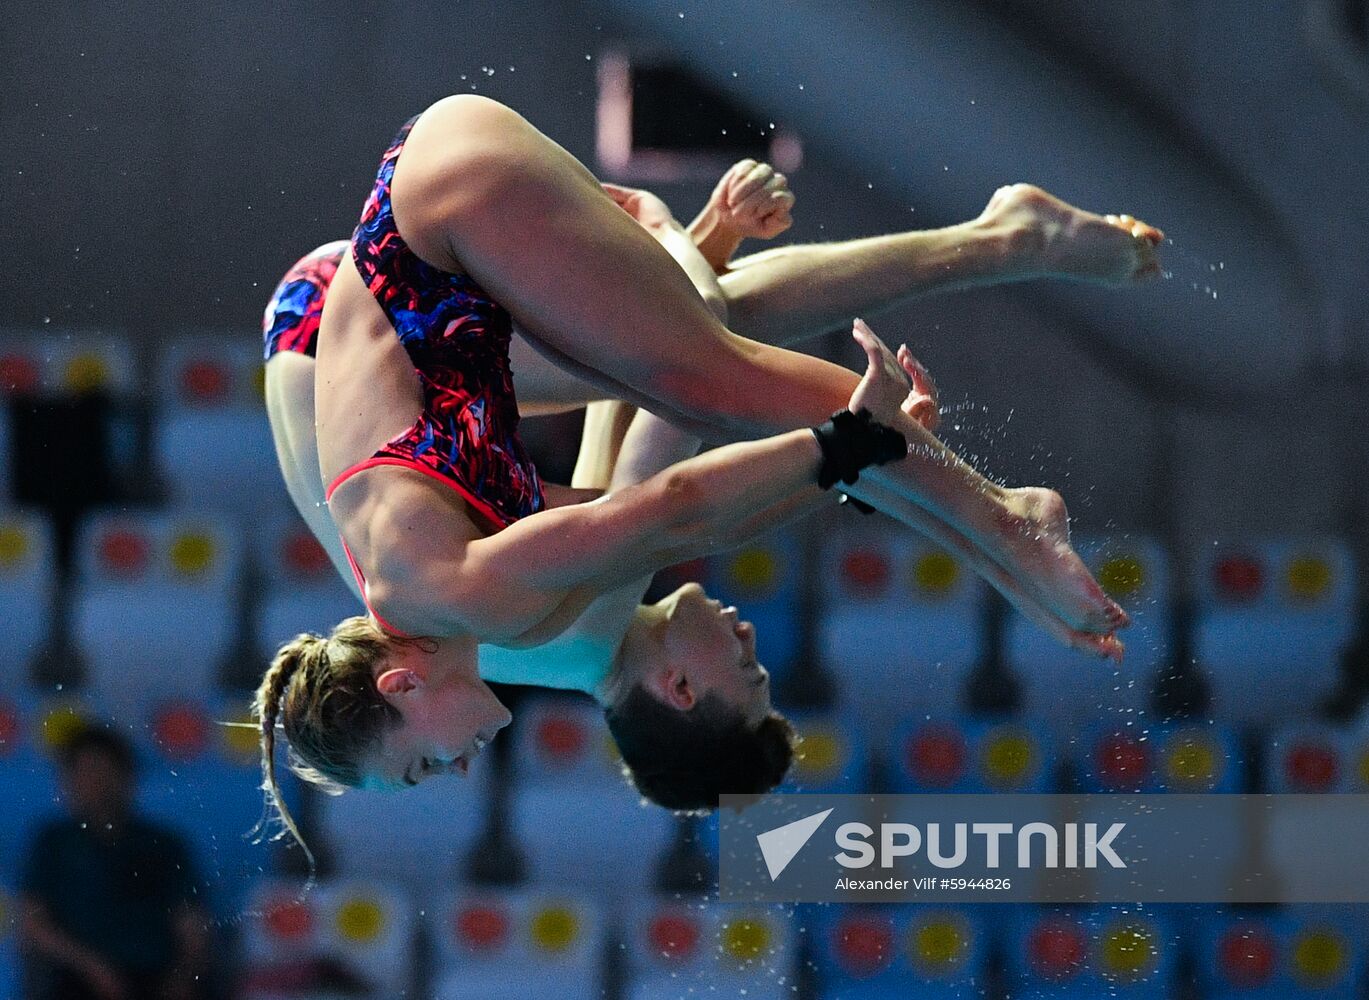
[1,1,1367,997]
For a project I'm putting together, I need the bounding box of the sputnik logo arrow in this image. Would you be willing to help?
[756,808,834,881]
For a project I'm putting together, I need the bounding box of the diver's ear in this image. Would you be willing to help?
[662,668,696,711]
[375,667,423,697]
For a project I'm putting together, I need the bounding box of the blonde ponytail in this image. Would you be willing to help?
[251,616,401,866]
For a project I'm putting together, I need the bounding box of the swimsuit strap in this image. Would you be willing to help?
[325,462,416,639]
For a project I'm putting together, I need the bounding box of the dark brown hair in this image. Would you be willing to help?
[604,686,795,811]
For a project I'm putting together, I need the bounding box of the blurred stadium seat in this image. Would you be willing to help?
[314,880,416,997]
[1197,908,1364,998]
[703,527,801,681]
[0,330,137,400]
[1076,722,1243,794]
[152,336,289,518]
[891,717,1055,794]
[1265,725,1348,794]
[511,697,627,790]
[812,904,987,998]
[1005,906,1176,997]
[1006,535,1172,725]
[509,697,675,895]
[622,899,795,1000]
[432,889,604,1000]
[251,512,359,655]
[242,878,416,999]
[0,694,62,885]
[0,508,56,678]
[1342,719,1369,793]
[132,694,297,921]
[1194,538,1355,724]
[782,712,869,794]
[70,510,242,712]
[314,759,490,894]
[818,522,987,732]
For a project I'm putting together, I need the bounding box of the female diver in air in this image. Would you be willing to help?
[256,97,1161,851]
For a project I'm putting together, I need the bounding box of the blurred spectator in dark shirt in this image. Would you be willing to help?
[18,724,210,1000]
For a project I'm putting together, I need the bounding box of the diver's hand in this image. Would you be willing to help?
[706,159,794,240]
[847,319,932,430]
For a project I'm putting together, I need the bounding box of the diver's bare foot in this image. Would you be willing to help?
[925,510,1125,660]
[994,487,1130,635]
[978,183,1164,285]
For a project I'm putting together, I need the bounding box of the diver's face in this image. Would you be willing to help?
[364,646,512,790]
[659,582,772,724]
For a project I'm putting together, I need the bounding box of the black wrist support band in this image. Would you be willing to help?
[810,408,908,490]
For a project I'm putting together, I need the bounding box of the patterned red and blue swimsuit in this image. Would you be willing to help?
[262,241,347,359]
[332,115,544,534]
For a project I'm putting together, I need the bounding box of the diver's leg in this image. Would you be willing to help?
[719,184,1163,345]
[393,96,1124,635]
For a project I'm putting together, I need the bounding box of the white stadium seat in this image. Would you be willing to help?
[152,336,290,519]
[1194,538,1355,724]
[71,510,243,714]
[241,878,416,999]
[315,765,491,893]
[622,898,796,1000]
[252,513,361,654]
[508,697,675,896]
[1006,534,1172,725]
[817,520,987,733]
[432,889,604,1000]
[0,329,137,399]
[1197,907,1362,999]
[812,904,988,998]
[1005,907,1176,997]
